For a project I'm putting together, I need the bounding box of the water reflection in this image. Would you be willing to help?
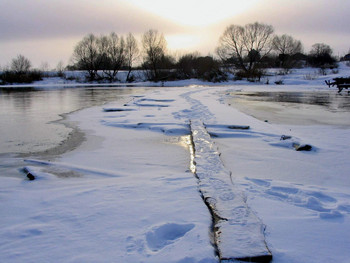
[0,87,145,154]
[227,91,350,126]
[238,91,350,110]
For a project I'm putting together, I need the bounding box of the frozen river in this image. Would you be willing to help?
[1,87,349,156]
[1,86,349,162]
[0,87,145,155]
[1,86,349,180]
[0,87,147,180]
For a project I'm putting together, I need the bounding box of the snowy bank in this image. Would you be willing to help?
[1,62,349,90]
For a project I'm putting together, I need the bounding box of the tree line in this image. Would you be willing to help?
[216,22,339,80]
[1,22,348,84]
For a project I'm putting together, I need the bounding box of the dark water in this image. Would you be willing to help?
[227,91,350,126]
[0,87,144,154]
[235,91,350,111]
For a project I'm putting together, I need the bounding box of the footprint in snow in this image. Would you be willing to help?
[244,177,346,220]
[145,223,195,252]
[126,236,145,254]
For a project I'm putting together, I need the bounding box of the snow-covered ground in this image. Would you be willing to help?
[1,64,350,262]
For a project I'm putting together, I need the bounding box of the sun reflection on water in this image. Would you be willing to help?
[179,135,196,174]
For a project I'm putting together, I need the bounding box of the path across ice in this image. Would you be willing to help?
[101,88,274,261]
[190,120,272,262]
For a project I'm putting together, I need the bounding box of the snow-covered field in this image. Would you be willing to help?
[1,64,350,262]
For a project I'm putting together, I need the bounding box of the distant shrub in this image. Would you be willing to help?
[64,75,81,82]
[195,56,227,82]
[56,61,66,78]
[235,68,266,82]
[11,54,31,74]
[331,69,339,74]
[274,79,284,85]
[277,68,292,75]
[318,67,328,76]
[176,54,227,82]
[303,73,318,80]
[307,43,337,68]
[0,70,43,84]
[0,54,43,84]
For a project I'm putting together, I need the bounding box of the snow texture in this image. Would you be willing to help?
[1,64,350,262]
[190,120,272,261]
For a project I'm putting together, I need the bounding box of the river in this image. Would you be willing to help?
[226,90,350,126]
[0,87,147,178]
[1,86,349,179]
[0,87,146,155]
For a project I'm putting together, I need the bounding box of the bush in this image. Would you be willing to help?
[274,79,284,85]
[176,53,199,79]
[308,43,337,68]
[234,68,266,82]
[0,70,43,84]
[11,54,31,74]
[303,73,318,80]
[176,54,227,82]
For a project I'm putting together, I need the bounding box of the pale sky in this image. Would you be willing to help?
[0,0,349,68]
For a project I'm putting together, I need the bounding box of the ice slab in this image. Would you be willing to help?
[190,120,272,262]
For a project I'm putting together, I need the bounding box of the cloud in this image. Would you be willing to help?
[215,0,350,53]
[0,0,182,41]
[0,0,349,66]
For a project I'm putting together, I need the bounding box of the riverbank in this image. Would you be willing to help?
[1,61,349,90]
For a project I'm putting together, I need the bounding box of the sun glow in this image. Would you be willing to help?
[126,0,258,27]
[166,34,202,51]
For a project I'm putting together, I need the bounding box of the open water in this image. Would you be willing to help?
[227,90,350,126]
[0,87,143,155]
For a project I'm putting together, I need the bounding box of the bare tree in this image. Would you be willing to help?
[273,34,303,55]
[56,61,65,77]
[72,34,102,81]
[308,43,336,67]
[272,34,303,68]
[310,43,333,57]
[142,29,167,81]
[40,61,50,72]
[176,52,200,78]
[217,22,274,78]
[1,55,42,84]
[125,33,139,82]
[101,33,126,82]
[11,54,31,74]
[73,33,127,82]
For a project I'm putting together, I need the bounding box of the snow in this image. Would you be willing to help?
[190,120,272,261]
[1,63,350,262]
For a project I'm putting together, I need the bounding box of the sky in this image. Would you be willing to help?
[0,0,349,68]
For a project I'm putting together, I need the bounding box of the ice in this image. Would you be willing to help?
[190,120,272,261]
